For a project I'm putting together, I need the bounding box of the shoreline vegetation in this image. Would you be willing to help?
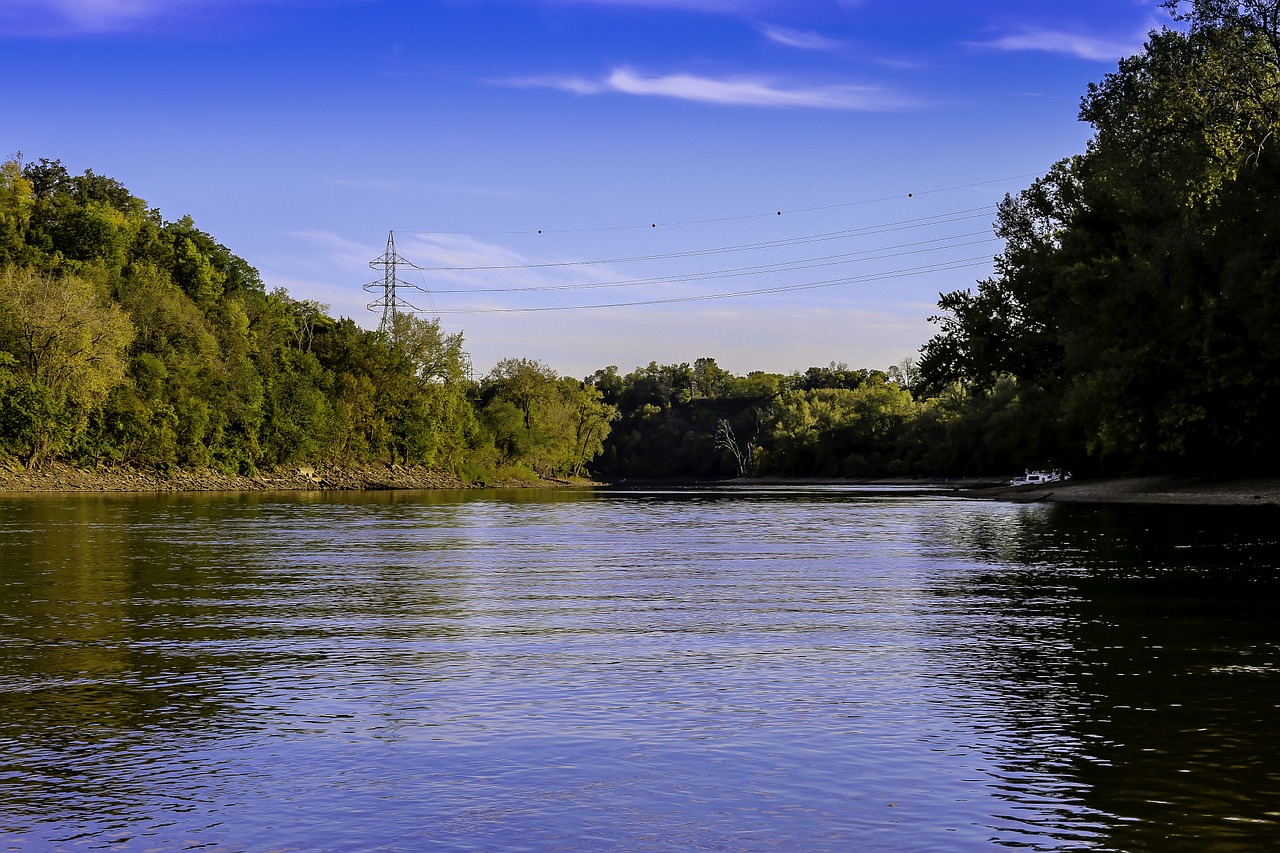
[0,460,582,493]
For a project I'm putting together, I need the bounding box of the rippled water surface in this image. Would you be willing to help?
[3,486,1280,851]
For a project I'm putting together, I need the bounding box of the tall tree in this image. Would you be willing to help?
[920,1,1280,472]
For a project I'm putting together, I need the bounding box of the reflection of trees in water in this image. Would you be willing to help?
[0,493,470,836]
[0,497,244,830]
[925,503,1280,851]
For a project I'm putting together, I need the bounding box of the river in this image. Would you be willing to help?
[2,486,1278,851]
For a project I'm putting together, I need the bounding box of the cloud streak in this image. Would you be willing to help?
[506,67,908,110]
[0,0,323,37]
[2,0,189,35]
[758,24,845,52]
[541,0,783,13]
[978,26,1150,62]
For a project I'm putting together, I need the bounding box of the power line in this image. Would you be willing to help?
[428,256,994,314]
[425,230,998,295]
[396,172,1036,236]
[362,185,1011,320]
[413,207,993,272]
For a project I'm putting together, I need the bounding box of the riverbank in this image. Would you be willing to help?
[725,474,1280,506]
[0,461,564,493]
[5,463,1278,505]
[959,475,1280,506]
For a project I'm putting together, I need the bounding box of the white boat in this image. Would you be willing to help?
[1010,469,1070,487]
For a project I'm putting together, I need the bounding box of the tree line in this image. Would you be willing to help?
[0,158,614,482]
[918,0,1280,476]
[0,153,1061,482]
[5,1,1278,482]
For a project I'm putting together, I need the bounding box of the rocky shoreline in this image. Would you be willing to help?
[0,461,558,493]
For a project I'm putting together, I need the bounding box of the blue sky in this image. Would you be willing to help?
[2,0,1166,378]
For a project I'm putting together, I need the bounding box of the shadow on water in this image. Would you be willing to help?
[924,502,1280,852]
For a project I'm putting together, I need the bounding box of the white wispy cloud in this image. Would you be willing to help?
[1,0,195,35]
[541,0,781,13]
[758,24,844,52]
[978,26,1150,62]
[0,0,332,37]
[399,233,535,277]
[285,229,532,282]
[286,229,381,270]
[505,67,908,110]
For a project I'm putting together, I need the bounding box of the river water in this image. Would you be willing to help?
[1,486,1279,852]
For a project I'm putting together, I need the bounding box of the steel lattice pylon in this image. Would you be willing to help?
[364,230,425,342]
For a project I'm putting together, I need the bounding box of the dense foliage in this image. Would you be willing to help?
[0,157,614,481]
[919,0,1280,474]
[586,359,1037,480]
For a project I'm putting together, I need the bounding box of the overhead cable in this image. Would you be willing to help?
[428,256,994,314]
[414,207,993,272]
[396,172,1037,236]
[421,231,998,294]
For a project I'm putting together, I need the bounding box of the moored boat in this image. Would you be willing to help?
[1010,469,1070,486]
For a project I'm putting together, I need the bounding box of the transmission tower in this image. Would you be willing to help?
[364,230,426,341]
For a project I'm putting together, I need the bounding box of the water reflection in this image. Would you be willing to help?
[2,490,1279,851]
[1,497,244,839]
[923,501,1280,852]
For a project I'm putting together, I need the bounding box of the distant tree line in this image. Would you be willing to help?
[5,1,1278,481]
[583,359,1062,480]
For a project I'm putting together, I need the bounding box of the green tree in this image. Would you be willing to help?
[0,158,34,265]
[0,267,134,466]
[479,358,616,477]
[561,377,618,477]
[384,313,476,467]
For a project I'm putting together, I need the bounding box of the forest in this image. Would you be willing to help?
[2,0,1278,482]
